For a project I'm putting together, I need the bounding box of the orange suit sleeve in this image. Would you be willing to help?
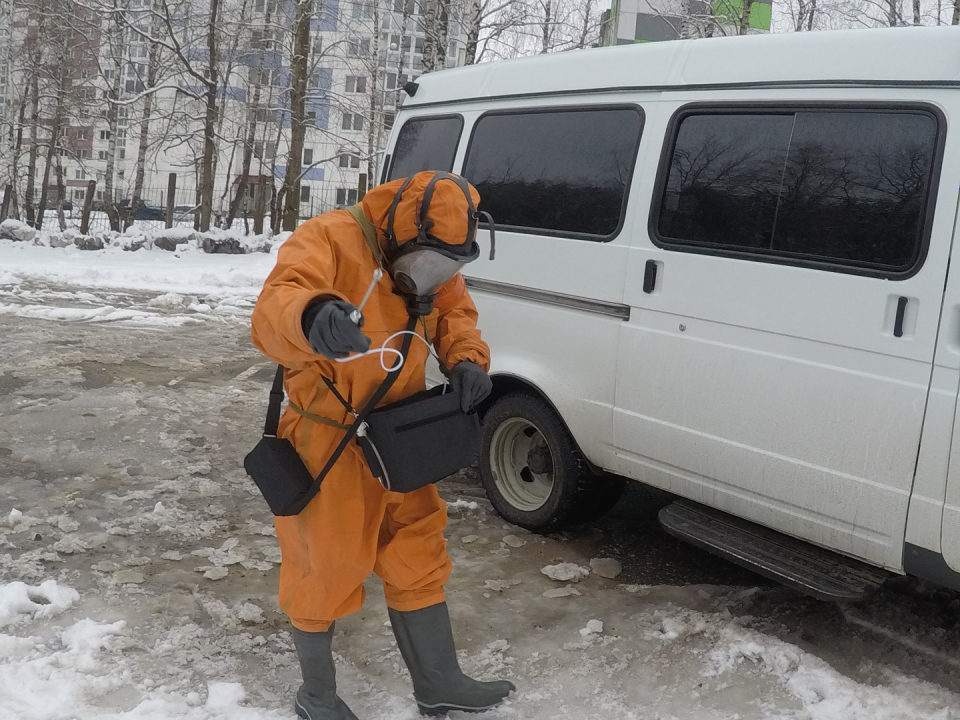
[251,220,348,369]
[433,274,490,371]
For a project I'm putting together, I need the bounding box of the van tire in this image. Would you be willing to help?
[480,392,612,533]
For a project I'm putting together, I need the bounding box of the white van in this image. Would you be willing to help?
[379,26,960,601]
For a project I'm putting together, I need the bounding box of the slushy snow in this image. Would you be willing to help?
[541,563,590,583]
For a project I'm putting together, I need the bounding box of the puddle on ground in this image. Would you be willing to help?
[0,371,28,395]
[75,359,262,389]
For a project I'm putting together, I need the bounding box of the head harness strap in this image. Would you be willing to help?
[382,172,494,262]
[383,174,417,260]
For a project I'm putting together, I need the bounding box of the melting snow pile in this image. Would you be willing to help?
[0,580,79,628]
[0,579,288,720]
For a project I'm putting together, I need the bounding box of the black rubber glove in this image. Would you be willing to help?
[449,360,492,413]
[302,299,371,359]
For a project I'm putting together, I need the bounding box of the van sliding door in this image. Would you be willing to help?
[614,102,948,571]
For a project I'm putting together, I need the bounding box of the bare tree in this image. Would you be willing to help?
[225,0,276,229]
[280,0,311,231]
[128,3,164,229]
[740,0,755,33]
[421,0,452,72]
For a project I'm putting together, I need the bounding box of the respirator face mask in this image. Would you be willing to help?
[390,249,468,297]
[382,172,495,316]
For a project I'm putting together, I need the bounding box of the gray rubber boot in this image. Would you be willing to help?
[389,603,515,716]
[291,624,360,720]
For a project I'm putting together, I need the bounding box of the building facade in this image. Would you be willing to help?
[601,0,773,44]
[0,0,469,229]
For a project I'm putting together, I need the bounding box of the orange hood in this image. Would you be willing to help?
[361,171,481,256]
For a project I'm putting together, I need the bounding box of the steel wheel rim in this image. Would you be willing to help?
[489,417,555,512]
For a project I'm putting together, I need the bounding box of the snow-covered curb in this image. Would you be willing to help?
[0,219,288,256]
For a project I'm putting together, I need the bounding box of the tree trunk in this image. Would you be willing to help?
[9,94,27,219]
[128,35,160,231]
[36,116,60,232]
[739,0,754,33]
[464,0,481,64]
[421,0,437,72]
[913,0,921,23]
[807,0,817,30]
[36,56,70,233]
[541,0,552,53]
[281,0,311,231]
[102,73,123,231]
[888,0,900,25]
[366,2,382,186]
[576,0,595,47]
[226,0,273,229]
[269,120,284,233]
[397,0,413,108]
[953,0,958,23]
[54,151,66,232]
[435,0,450,69]
[226,108,261,229]
[198,0,222,232]
[24,72,40,227]
[102,2,125,232]
[680,0,694,38]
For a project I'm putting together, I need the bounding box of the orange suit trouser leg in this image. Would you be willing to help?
[274,448,451,632]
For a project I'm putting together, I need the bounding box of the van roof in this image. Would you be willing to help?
[405,27,960,108]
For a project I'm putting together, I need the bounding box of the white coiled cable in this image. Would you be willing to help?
[334,329,441,373]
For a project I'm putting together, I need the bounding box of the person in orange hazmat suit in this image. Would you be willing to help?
[250,171,514,720]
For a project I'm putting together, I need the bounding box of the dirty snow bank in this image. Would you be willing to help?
[0,237,281,298]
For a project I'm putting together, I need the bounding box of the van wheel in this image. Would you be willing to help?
[480,392,615,533]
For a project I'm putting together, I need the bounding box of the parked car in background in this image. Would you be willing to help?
[116,199,166,221]
[173,205,197,222]
[382,26,960,602]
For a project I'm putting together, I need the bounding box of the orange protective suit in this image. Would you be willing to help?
[250,172,490,632]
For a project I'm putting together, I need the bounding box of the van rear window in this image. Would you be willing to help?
[655,107,940,275]
[462,107,644,239]
[388,116,463,181]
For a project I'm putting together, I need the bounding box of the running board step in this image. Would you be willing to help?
[659,502,891,602]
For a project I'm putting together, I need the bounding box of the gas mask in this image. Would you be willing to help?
[382,172,495,316]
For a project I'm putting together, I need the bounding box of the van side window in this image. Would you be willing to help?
[388,116,463,181]
[656,108,940,275]
[462,107,643,239]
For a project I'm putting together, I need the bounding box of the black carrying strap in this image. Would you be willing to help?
[304,313,419,497]
[264,365,285,437]
[321,375,356,415]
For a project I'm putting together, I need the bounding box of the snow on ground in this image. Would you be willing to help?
[1,243,959,719]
